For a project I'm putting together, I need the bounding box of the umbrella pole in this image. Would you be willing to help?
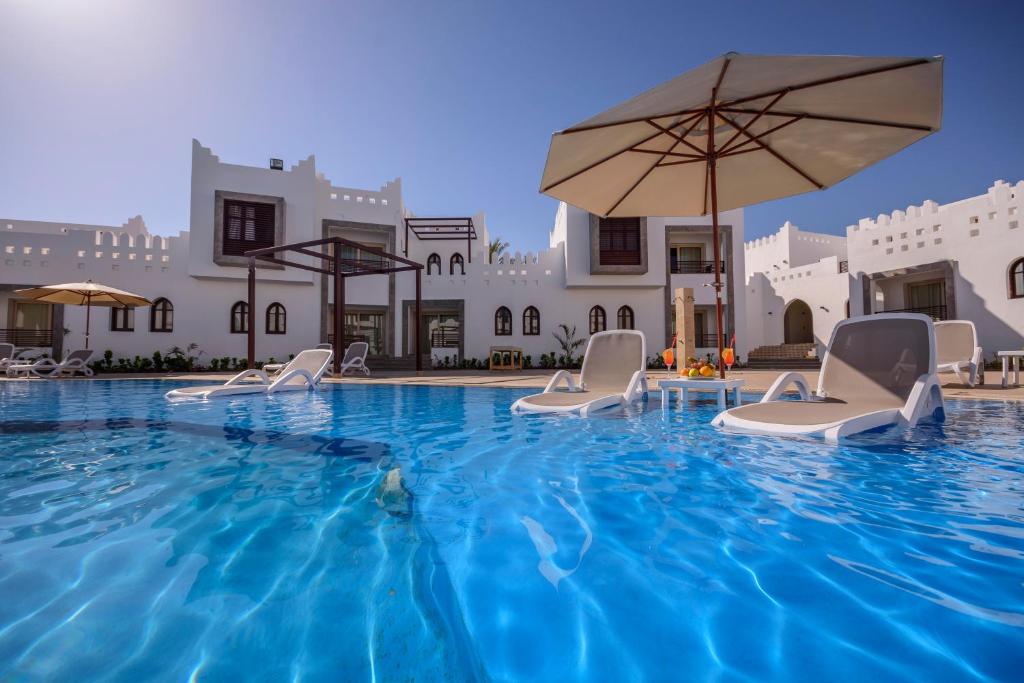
[708,111,726,379]
[85,294,91,350]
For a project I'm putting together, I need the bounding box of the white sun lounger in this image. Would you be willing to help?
[264,343,333,375]
[713,313,944,443]
[335,341,370,376]
[511,330,648,416]
[0,343,15,373]
[6,349,95,378]
[934,320,983,387]
[165,348,333,400]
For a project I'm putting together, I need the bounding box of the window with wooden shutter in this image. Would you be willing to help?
[598,217,642,265]
[223,200,276,256]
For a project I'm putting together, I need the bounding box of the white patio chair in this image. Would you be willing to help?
[934,320,983,387]
[165,348,333,400]
[713,313,944,443]
[6,349,95,378]
[511,330,648,416]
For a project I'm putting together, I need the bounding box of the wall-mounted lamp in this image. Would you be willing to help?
[819,306,830,312]
[269,158,284,170]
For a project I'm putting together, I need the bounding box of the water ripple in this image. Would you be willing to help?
[0,381,1022,681]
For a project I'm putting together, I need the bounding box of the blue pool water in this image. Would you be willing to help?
[0,380,1022,682]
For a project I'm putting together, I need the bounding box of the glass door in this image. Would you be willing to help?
[13,302,52,346]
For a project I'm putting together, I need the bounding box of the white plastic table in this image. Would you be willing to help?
[997,351,1023,388]
[659,377,745,411]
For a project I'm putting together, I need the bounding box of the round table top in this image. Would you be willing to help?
[996,350,1024,357]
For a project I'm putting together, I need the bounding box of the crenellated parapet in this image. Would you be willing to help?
[845,180,1023,271]
[0,218,188,283]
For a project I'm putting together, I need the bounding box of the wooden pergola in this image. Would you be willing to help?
[244,237,424,374]
[403,216,476,262]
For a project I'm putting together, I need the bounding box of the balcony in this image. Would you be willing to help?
[670,260,726,275]
[877,305,948,321]
[0,328,53,347]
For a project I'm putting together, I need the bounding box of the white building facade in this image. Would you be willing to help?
[1,141,748,368]
[744,180,1024,362]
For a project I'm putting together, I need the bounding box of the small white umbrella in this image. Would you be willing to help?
[14,280,152,349]
[540,52,943,376]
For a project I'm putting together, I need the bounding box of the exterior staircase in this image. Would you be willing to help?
[746,343,821,369]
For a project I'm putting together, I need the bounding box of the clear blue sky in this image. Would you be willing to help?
[1,0,1021,251]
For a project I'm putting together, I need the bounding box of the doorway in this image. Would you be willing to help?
[784,299,813,344]
[9,300,53,346]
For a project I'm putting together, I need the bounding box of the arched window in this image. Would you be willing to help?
[617,305,635,330]
[589,306,606,334]
[450,253,465,275]
[523,306,540,335]
[150,298,173,332]
[230,301,248,333]
[494,306,512,336]
[427,253,441,275]
[266,302,286,335]
[1010,258,1024,299]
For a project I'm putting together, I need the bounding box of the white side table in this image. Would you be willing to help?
[659,377,745,411]
[997,351,1023,388]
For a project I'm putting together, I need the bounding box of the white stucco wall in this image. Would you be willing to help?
[846,179,1024,354]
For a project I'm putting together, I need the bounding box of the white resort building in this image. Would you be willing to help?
[745,180,1024,365]
[0,140,1020,370]
[0,141,746,368]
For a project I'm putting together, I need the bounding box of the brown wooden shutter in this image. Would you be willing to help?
[598,217,642,265]
[223,200,276,256]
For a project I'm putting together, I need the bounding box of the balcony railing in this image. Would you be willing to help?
[877,305,948,321]
[694,332,722,347]
[839,260,849,273]
[671,260,726,275]
[0,328,53,347]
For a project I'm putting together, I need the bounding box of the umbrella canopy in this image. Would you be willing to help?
[540,52,943,376]
[14,281,152,349]
[541,53,943,217]
[15,281,152,307]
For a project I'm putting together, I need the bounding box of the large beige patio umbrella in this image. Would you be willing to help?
[540,52,943,377]
[14,280,151,349]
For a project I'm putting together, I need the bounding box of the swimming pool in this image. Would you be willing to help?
[0,380,1021,681]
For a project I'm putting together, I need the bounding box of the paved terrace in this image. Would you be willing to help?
[5,369,1022,402]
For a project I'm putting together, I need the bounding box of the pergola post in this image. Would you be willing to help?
[415,268,422,372]
[467,219,472,263]
[333,249,344,375]
[244,236,423,375]
[247,258,256,369]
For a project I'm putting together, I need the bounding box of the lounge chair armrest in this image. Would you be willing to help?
[900,373,944,425]
[225,368,270,386]
[268,367,317,393]
[624,369,648,400]
[760,371,811,402]
[544,370,579,393]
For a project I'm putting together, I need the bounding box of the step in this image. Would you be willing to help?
[745,358,822,370]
